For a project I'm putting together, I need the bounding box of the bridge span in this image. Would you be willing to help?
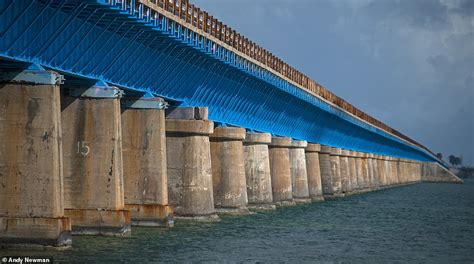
[0,0,461,248]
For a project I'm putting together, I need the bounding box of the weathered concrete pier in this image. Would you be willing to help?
[210,127,249,214]
[319,145,335,198]
[0,67,72,247]
[305,144,325,202]
[61,84,130,237]
[244,132,275,210]
[121,97,172,227]
[165,111,218,222]
[269,137,296,207]
[290,140,311,204]
[0,0,462,249]
[329,147,344,198]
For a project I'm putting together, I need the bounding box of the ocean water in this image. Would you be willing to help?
[2,180,474,263]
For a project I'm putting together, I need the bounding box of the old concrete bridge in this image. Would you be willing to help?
[0,0,462,248]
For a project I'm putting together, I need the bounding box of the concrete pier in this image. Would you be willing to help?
[407,160,415,183]
[269,137,295,207]
[243,132,275,210]
[398,159,404,184]
[414,161,422,182]
[406,160,412,183]
[0,69,72,248]
[370,154,380,190]
[289,140,311,204]
[386,157,393,185]
[340,150,351,195]
[392,158,400,185]
[166,115,218,221]
[355,152,365,193]
[347,151,358,195]
[410,160,418,183]
[402,159,408,184]
[361,153,370,191]
[210,127,249,214]
[376,155,387,188]
[421,162,463,183]
[305,143,324,202]
[61,85,130,236]
[406,160,416,184]
[121,98,173,227]
[319,145,334,198]
[367,154,375,191]
[386,157,394,186]
[329,147,344,197]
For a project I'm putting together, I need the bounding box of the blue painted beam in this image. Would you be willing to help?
[0,0,444,166]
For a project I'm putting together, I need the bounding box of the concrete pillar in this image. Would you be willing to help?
[377,155,387,188]
[305,143,324,202]
[355,152,364,193]
[407,160,414,183]
[415,161,422,182]
[407,161,412,183]
[0,68,71,248]
[371,154,380,189]
[408,160,413,183]
[361,153,370,192]
[340,150,351,195]
[366,153,375,191]
[121,98,172,227]
[421,162,462,183]
[269,137,295,207]
[329,147,344,197]
[404,160,409,183]
[398,158,404,185]
[347,151,358,195]
[210,127,249,214]
[61,85,130,236]
[166,117,218,221]
[392,158,400,185]
[289,140,311,204]
[319,145,334,198]
[397,159,404,184]
[406,161,412,183]
[386,156,392,186]
[243,132,275,210]
[400,159,407,184]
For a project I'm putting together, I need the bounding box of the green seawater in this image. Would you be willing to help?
[2,180,474,263]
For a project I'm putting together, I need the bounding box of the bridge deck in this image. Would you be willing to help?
[0,0,443,164]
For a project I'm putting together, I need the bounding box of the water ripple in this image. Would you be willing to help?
[2,180,474,263]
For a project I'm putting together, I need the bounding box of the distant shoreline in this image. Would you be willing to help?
[451,167,474,179]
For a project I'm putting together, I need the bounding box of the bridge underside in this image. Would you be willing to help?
[0,0,439,163]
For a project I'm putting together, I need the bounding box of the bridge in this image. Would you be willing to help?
[0,0,462,248]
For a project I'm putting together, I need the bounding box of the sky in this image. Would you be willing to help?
[193,0,474,166]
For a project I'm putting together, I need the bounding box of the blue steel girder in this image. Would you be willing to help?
[0,0,443,164]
